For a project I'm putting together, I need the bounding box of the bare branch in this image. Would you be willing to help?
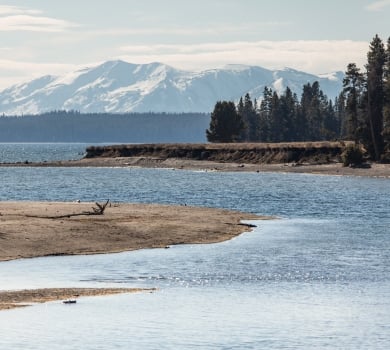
[25,200,110,219]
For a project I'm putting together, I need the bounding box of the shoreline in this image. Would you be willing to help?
[0,201,263,311]
[0,287,155,311]
[1,141,389,177]
[2,156,389,178]
[0,201,265,262]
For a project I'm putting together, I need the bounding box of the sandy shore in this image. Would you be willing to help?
[0,287,154,311]
[86,157,390,177]
[0,201,264,310]
[2,156,390,177]
[0,201,264,262]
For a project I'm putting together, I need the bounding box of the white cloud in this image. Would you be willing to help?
[0,5,41,15]
[0,59,78,89]
[365,0,390,11]
[0,5,77,32]
[119,40,369,74]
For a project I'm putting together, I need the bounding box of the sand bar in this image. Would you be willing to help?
[0,201,264,262]
[0,287,154,310]
[2,157,390,178]
[0,201,264,311]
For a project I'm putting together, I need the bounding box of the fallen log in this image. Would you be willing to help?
[26,200,110,219]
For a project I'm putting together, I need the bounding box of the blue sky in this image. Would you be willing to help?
[0,0,389,89]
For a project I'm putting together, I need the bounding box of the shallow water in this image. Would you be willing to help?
[0,144,389,349]
[1,218,389,349]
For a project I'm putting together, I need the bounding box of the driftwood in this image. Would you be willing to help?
[26,200,110,219]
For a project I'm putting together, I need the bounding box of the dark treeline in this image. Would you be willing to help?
[207,84,342,143]
[207,34,390,161]
[0,111,210,143]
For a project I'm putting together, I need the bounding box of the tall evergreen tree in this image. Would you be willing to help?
[301,82,321,140]
[343,63,365,142]
[269,91,281,141]
[366,34,386,160]
[322,100,338,139]
[238,93,259,141]
[244,93,259,141]
[236,97,245,141]
[335,93,347,138]
[278,87,298,141]
[258,87,273,141]
[206,101,244,142]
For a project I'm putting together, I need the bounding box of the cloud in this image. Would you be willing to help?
[71,20,290,41]
[0,5,77,32]
[0,5,41,15]
[0,59,77,89]
[365,0,390,11]
[118,40,369,74]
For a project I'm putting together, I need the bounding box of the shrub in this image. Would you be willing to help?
[342,144,364,167]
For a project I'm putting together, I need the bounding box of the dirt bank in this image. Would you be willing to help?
[85,141,351,164]
[1,142,389,177]
[0,201,264,262]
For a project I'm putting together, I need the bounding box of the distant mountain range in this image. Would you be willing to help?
[0,60,344,115]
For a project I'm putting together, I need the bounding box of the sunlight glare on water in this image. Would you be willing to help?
[0,144,389,349]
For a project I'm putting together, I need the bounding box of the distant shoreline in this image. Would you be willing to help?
[1,142,389,178]
[1,156,390,178]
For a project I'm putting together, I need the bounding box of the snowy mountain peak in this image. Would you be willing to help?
[0,61,343,115]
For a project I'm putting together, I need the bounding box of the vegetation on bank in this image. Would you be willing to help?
[207,35,390,162]
[85,141,351,165]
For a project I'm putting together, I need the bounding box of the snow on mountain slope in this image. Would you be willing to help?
[0,60,343,115]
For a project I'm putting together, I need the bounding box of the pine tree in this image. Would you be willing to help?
[343,63,365,142]
[237,93,259,142]
[236,97,246,141]
[258,87,273,141]
[335,93,347,138]
[322,100,338,139]
[243,93,259,141]
[269,91,281,141]
[366,34,386,160]
[300,82,321,140]
[206,101,244,142]
[278,87,298,141]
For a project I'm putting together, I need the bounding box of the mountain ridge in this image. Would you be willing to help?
[0,60,343,115]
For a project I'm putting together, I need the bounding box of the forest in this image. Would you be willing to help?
[207,35,390,161]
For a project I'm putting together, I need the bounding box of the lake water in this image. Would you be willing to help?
[0,143,89,163]
[0,144,389,349]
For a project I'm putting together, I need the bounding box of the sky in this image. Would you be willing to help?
[0,0,389,89]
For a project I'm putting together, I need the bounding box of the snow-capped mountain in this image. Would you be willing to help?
[0,60,343,115]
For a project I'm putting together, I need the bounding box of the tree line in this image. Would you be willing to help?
[207,34,390,161]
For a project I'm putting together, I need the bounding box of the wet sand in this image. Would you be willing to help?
[2,157,389,178]
[0,287,155,310]
[0,201,264,262]
[79,157,390,178]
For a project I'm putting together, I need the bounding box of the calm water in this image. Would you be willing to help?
[0,143,89,163]
[0,144,389,349]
